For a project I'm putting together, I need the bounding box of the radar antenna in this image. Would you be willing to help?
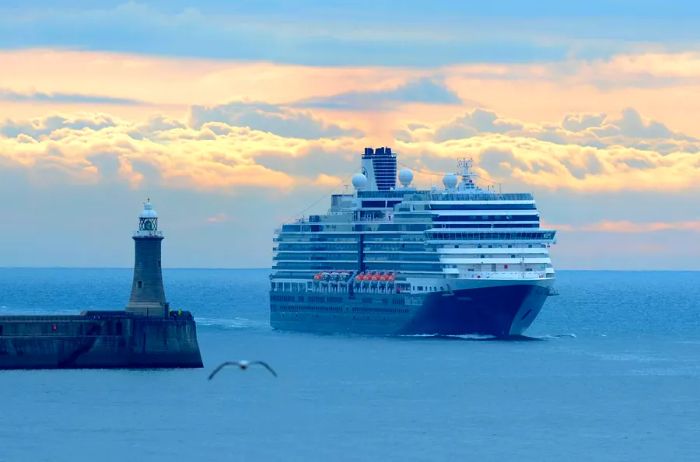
[457,158,479,191]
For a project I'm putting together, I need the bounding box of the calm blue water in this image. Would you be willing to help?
[0,269,699,461]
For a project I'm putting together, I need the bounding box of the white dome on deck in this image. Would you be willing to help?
[443,173,458,190]
[352,173,368,190]
[398,168,413,187]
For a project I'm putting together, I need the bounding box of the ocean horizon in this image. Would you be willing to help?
[2,267,699,271]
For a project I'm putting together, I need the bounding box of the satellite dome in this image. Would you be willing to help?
[352,173,368,190]
[443,173,458,190]
[139,199,158,219]
[398,168,414,187]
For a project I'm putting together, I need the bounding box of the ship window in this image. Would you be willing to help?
[0,325,3,335]
[137,281,143,289]
[115,322,122,336]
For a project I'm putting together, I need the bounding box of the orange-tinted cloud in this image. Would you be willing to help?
[546,220,700,233]
[2,105,699,196]
[5,49,700,140]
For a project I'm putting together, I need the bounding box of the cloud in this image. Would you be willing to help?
[0,114,118,138]
[393,110,700,193]
[547,220,700,233]
[4,49,700,142]
[590,108,674,139]
[0,2,585,66]
[313,173,343,188]
[295,78,463,110]
[3,104,699,199]
[0,89,144,105]
[584,220,700,233]
[0,111,368,193]
[251,147,358,179]
[189,101,362,139]
[562,113,606,131]
[206,213,231,224]
[432,109,523,141]
[4,3,700,68]
[404,107,699,154]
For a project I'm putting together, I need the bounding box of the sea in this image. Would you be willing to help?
[0,268,698,461]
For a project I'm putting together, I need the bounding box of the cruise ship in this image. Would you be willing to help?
[270,147,557,337]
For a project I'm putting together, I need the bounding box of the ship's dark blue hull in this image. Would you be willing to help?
[270,282,550,337]
[399,284,549,336]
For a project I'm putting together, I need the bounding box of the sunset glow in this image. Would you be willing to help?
[1,1,698,269]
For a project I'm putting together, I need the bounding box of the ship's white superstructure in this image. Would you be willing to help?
[270,147,556,336]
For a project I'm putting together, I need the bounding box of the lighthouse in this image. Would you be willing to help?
[0,198,203,369]
[126,199,169,317]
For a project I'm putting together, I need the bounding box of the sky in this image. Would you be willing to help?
[1,1,699,269]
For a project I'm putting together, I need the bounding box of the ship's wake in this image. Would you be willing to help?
[531,333,578,340]
[398,332,577,342]
[398,333,497,341]
[195,316,269,330]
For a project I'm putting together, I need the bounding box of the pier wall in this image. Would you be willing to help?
[0,311,202,369]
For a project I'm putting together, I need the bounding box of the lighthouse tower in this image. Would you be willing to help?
[126,199,169,317]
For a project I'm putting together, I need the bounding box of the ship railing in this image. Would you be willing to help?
[351,280,398,294]
[461,271,550,280]
[426,193,534,201]
[355,216,392,223]
[352,286,397,295]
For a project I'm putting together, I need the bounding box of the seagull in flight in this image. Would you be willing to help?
[208,360,278,380]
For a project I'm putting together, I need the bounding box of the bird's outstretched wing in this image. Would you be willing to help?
[208,361,238,380]
[251,361,278,377]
